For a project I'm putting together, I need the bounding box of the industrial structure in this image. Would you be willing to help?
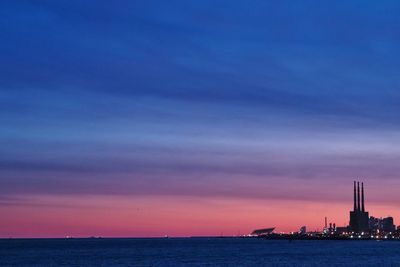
[348,181,395,234]
[369,216,396,233]
[250,181,398,239]
[349,181,369,232]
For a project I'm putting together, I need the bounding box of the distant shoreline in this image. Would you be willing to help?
[0,236,399,241]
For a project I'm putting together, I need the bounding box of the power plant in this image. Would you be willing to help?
[250,180,399,240]
[347,180,395,235]
[349,181,369,232]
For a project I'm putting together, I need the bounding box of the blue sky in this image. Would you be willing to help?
[2,0,400,203]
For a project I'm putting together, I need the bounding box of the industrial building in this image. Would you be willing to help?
[250,181,397,239]
[369,216,396,233]
[348,181,395,234]
[349,181,369,232]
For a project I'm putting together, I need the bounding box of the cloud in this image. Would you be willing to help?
[2,0,400,206]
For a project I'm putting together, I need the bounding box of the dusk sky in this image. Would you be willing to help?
[2,1,400,237]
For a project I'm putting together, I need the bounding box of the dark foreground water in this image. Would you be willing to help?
[2,237,400,266]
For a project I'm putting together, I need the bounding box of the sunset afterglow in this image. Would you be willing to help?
[2,1,400,238]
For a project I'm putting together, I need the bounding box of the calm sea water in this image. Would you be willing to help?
[1,237,400,266]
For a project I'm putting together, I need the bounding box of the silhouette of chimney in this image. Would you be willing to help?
[353,181,357,211]
[357,181,361,211]
[362,182,365,212]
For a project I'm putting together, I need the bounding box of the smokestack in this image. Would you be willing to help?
[325,217,327,229]
[357,181,361,211]
[362,182,365,212]
[353,181,357,211]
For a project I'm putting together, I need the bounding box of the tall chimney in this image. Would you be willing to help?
[362,182,365,212]
[357,181,361,211]
[353,181,357,211]
[325,217,327,229]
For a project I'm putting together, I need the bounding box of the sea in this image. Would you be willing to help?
[1,237,400,266]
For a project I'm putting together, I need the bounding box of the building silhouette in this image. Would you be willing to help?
[349,181,369,232]
[369,216,395,233]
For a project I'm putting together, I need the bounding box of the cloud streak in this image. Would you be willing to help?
[2,0,400,236]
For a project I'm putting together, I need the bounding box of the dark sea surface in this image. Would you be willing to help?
[1,237,400,266]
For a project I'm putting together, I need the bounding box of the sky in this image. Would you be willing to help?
[2,0,400,237]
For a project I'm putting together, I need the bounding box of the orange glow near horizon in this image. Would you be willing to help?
[1,194,400,238]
